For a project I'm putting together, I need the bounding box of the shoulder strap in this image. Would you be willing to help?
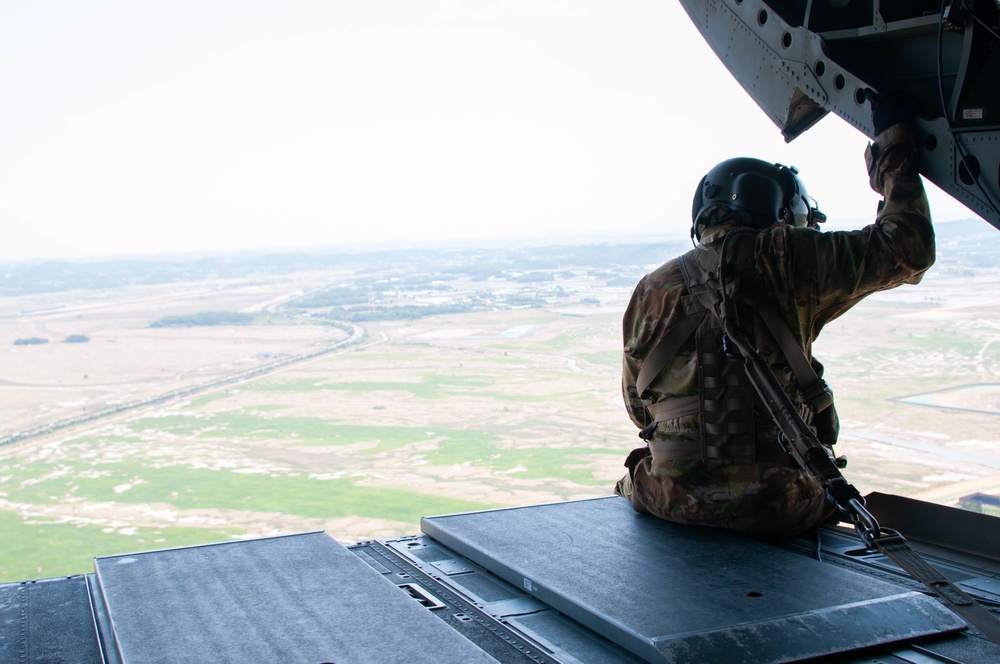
[635,307,706,398]
[634,247,710,399]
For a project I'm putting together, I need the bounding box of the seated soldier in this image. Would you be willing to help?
[615,105,934,539]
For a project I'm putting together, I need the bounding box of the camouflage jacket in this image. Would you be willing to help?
[622,125,935,469]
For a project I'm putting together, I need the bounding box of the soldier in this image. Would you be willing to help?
[615,100,934,539]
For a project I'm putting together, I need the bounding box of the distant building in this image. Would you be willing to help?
[13,337,48,345]
[959,493,1000,517]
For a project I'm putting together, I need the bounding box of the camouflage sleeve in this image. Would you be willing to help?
[788,123,935,327]
[622,280,651,431]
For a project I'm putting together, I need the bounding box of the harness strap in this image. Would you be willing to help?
[634,234,834,466]
[646,395,700,421]
[705,441,754,459]
[648,438,792,463]
[635,310,706,398]
[703,419,753,434]
[703,396,755,412]
[648,439,701,460]
[702,374,747,388]
[686,235,832,415]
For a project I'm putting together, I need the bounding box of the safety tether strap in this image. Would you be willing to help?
[873,531,1000,644]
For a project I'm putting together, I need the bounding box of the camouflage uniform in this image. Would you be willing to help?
[616,125,935,539]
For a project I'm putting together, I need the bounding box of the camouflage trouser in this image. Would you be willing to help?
[614,447,833,540]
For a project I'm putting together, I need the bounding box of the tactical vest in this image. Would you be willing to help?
[635,230,836,467]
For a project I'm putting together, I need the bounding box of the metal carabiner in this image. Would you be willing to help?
[847,498,881,549]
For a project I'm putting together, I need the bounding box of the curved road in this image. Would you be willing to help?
[0,322,366,450]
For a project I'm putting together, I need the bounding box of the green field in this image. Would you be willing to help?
[1,306,632,582]
[3,249,999,584]
[1,511,241,581]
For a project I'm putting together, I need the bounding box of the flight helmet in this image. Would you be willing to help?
[691,157,824,240]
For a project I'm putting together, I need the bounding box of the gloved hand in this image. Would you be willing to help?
[870,89,914,135]
[864,90,920,195]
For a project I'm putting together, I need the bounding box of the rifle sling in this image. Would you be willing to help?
[742,289,833,413]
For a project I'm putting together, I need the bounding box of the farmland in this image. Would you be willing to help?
[2,227,999,582]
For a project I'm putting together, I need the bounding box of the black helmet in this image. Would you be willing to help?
[691,157,824,240]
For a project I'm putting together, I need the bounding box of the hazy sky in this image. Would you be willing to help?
[0,1,979,261]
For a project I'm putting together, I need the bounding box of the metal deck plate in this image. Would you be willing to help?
[421,497,965,664]
[0,576,103,664]
[94,531,496,664]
